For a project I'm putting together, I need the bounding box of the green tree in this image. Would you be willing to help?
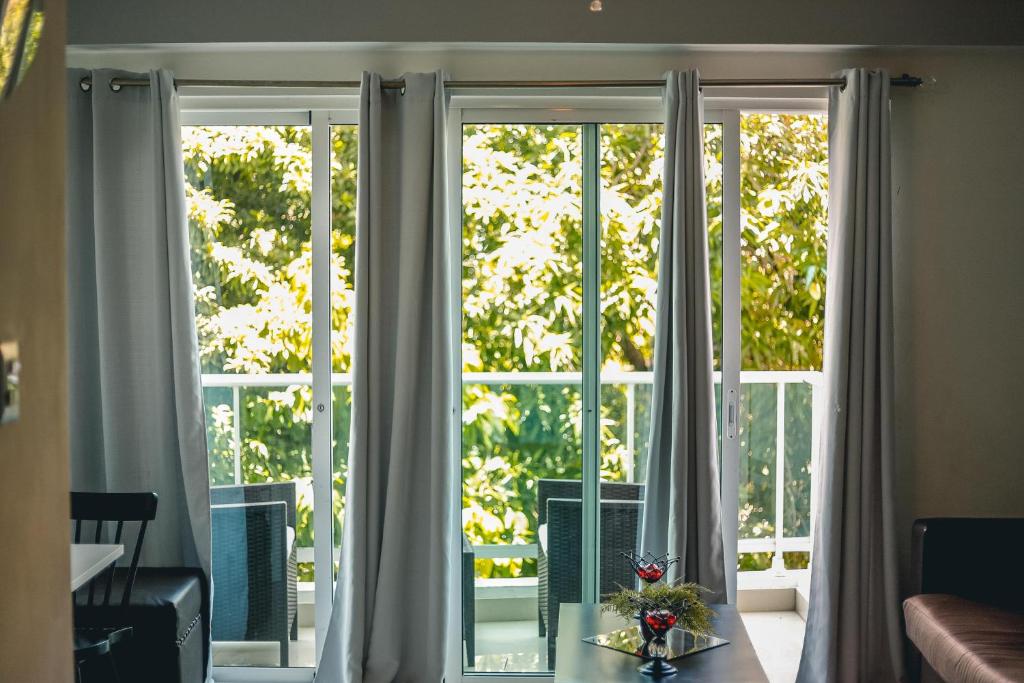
[184,114,827,580]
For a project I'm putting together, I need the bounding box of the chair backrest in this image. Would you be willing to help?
[546,497,644,596]
[71,491,158,608]
[211,481,297,528]
[537,478,644,526]
[210,501,289,641]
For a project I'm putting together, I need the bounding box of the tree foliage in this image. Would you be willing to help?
[184,114,827,580]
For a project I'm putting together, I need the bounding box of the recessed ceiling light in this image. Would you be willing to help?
[589,0,604,12]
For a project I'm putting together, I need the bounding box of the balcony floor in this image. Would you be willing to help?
[740,611,806,683]
[473,619,548,672]
[212,627,316,668]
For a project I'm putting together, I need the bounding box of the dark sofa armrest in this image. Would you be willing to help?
[911,518,1024,613]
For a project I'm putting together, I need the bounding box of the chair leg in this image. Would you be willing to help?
[280,638,289,668]
[547,598,558,669]
[103,652,121,683]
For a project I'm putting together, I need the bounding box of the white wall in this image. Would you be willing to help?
[67,0,1024,47]
[66,44,1024,593]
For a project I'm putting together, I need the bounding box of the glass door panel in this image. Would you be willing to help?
[184,124,316,667]
[597,123,662,485]
[737,112,827,572]
[596,123,662,588]
[330,123,359,580]
[704,122,726,474]
[595,122,724,586]
[461,123,583,673]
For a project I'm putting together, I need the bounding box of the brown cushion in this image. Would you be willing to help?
[904,594,1024,683]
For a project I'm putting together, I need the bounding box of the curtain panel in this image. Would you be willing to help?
[315,71,453,683]
[639,69,727,604]
[66,69,213,680]
[797,68,904,683]
[66,68,211,577]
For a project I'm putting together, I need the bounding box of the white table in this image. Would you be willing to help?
[71,543,124,592]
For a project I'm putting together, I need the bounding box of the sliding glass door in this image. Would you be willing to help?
[185,123,319,668]
[183,110,359,673]
[458,114,728,674]
[456,103,827,678]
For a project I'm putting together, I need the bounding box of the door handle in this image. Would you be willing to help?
[726,389,737,439]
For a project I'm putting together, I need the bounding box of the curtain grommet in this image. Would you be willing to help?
[109,79,122,93]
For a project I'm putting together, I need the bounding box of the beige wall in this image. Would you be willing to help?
[66,0,1024,47]
[0,0,72,681]
[887,49,1024,587]
[66,44,1024,595]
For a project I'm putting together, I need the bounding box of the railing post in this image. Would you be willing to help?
[772,381,786,574]
[809,374,823,570]
[232,385,242,485]
[625,382,636,482]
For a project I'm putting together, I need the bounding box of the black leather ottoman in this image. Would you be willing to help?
[75,567,210,683]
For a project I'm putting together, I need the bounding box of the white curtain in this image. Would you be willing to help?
[315,72,452,683]
[640,69,727,603]
[797,68,904,683]
[66,68,211,577]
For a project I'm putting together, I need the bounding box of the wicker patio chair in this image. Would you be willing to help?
[535,479,644,668]
[210,482,298,667]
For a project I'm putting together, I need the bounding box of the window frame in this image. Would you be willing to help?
[179,89,827,683]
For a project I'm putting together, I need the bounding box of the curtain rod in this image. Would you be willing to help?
[79,74,924,92]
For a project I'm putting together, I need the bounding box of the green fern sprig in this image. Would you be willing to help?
[603,581,716,638]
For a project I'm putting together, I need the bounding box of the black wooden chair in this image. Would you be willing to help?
[71,492,158,682]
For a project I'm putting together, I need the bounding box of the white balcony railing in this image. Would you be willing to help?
[202,369,822,573]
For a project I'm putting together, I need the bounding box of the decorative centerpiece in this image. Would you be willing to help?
[622,551,679,584]
[590,552,721,678]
